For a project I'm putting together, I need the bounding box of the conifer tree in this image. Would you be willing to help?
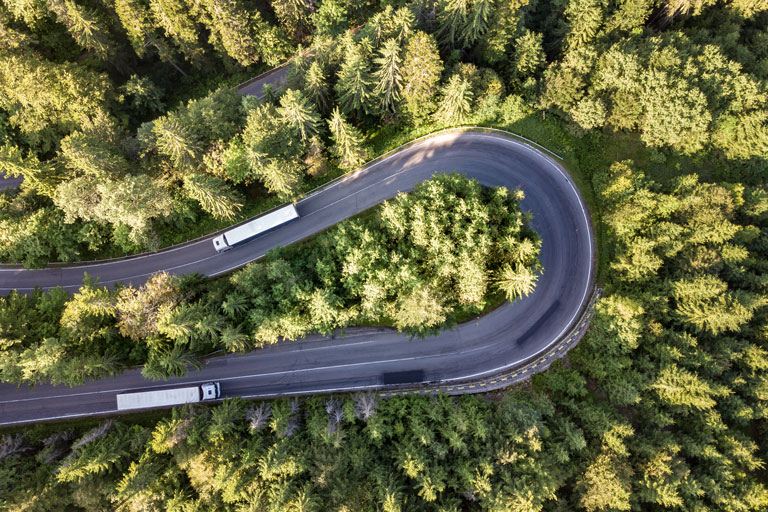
[182,173,242,220]
[335,47,374,117]
[277,89,321,141]
[461,0,492,48]
[0,144,62,197]
[437,0,470,48]
[152,117,200,170]
[328,107,367,171]
[304,61,330,113]
[373,38,403,113]
[495,264,539,301]
[47,0,115,59]
[401,31,443,119]
[434,74,473,122]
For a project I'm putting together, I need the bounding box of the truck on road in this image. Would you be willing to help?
[116,382,221,411]
[212,204,299,252]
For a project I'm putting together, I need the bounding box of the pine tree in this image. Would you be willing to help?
[335,47,374,117]
[277,89,321,141]
[562,0,604,52]
[182,173,243,220]
[437,0,470,48]
[328,107,367,171]
[0,144,62,197]
[0,51,113,152]
[495,264,538,301]
[461,0,493,48]
[95,174,173,246]
[303,61,329,113]
[47,0,115,59]
[116,272,182,341]
[196,0,274,66]
[113,0,178,66]
[148,0,205,64]
[270,0,312,41]
[373,38,403,113]
[401,31,443,119]
[434,73,473,122]
[143,343,201,379]
[251,160,303,200]
[152,116,200,170]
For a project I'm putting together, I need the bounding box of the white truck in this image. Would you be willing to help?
[116,382,221,411]
[212,204,299,252]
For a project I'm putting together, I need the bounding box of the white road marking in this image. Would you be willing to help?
[0,345,486,406]
[0,130,595,423]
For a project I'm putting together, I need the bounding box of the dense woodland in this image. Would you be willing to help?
[2,0,768,510]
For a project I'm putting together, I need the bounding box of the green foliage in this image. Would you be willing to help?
[335,44,375,117]
[227,173,540,341]
[434,73,474,122]
[401,31,444,119]
[0,175,540,382]
[238,102,307,199]
[277,89,322,142]
[328,107,367,170]
[0,51,113,152]
[373,38,404,112]
[3,3,768,511]
[542,32,768,156]
[182,173,243,220]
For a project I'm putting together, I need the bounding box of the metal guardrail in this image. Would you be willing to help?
[380,288,602,398]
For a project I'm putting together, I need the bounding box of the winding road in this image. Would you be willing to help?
[0,130,594,426]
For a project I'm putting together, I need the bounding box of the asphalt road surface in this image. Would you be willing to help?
[0,131,594,426]
[236,65,290,97]
[0,171,22,191]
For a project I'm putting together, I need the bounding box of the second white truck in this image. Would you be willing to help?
[116,382,221,411]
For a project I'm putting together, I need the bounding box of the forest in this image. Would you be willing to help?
[2,0,768,510]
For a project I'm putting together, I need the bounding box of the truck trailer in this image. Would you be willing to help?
[212,204,299,252]
[116,382,221,411]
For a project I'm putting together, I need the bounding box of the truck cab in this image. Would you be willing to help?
[201,382,221,400]
[212,235,230,252]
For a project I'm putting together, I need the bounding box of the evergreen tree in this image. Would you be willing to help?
[277,89,321,141]
[437,0,470,48]
[462,0,493,48]
[196,0,283,66]
[182,173,242,220]
[152,117,200,170]
[303,61,330,113]
[335,47,374,117]
[46,0,116,59]
[495,264,539,301]
[0,51,113,152]
[148,0,205,64]
[0,144,62,197]
[434,73,473,122]
[373,38,403,113]
[270,0,312,41]
[401,31,443,119]
[328,107,367,171]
